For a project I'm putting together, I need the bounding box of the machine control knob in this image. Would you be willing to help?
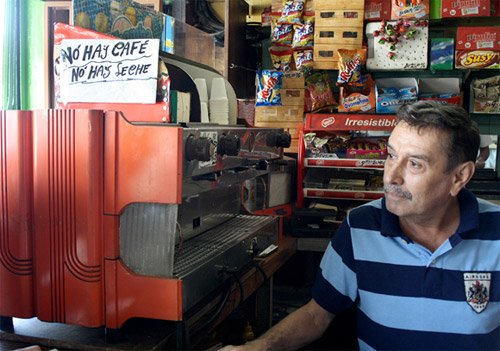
[185,135,214,161]
[218,134,241,156]
[266,132,292,148]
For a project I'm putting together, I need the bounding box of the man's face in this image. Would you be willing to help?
[383,121,455,219]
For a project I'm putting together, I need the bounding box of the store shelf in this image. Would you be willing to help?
[305,156,385,169]
[303,188,385,201]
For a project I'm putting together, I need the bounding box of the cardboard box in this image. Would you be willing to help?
[430,38,454,70]
[346,138,387,159]
[366,21,428,70]
[281,88,305,106]
[418,78,461,106]
[237,99,256,126]
[455,27,500,69]
[254,106,304,124]
[442,0,490,17]
[376,78,418,114]
[339,75,376,113]
[364,0,392,20]
[492,0,500,16]
[315,0,365,10]
[282,71,305,89]
[313,43,364,70]
[314,27,364,45]
[469,75,500,113]
[315,9,365,28]
[162,14,175,54]
[391,0,430,19]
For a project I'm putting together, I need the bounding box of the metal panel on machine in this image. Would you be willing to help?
[31,109,105,327]
[0,110,34,319]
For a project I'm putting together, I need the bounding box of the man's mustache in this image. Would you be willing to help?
[384,184,412,200]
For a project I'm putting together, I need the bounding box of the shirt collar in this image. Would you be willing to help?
[380,188,479,239]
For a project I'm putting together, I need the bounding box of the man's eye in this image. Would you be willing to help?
[388,153,395,159]
[410,160,421,168]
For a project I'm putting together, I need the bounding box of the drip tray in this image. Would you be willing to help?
[174,214,275,276]
[173,214,278,312]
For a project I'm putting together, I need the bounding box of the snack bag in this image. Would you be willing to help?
[294,50,313,72]
[256,70,283,106]
[291,12,314,49]
[271,22,294,47]
[306,71,337,112]
[279,0,305,25]
[270,48,294,71]
[337,49,367,86]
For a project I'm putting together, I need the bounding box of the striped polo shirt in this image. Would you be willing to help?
[311,188,500,350]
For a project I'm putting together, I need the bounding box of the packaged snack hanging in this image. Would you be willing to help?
[337,49,367,86]
[279,0,305,25]
[270,48,294,71]
[306,71,337,112]
[292,13,314,50]
[272,22,294,47]
[294,50,313,72]
[256,70,283,106]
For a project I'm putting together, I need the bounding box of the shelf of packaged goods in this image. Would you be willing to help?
[304,113,397,131]
[304,156,385,169]
[303,188,384,201]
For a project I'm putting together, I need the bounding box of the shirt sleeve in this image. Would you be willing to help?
[480,135,493,148]
[311,219,358,315]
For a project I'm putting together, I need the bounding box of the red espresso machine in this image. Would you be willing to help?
[0,55,293,335]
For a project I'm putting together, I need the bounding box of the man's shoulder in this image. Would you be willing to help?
[477,198,500,213]
[347,198,384,230]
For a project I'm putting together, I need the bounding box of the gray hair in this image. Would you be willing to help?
[396,100,480,173]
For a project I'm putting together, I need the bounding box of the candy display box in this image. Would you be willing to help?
[469,75,500,114]
[375,77,418,114]
[418,78,461,106]
[455,27,500,69]
[441,0,490,18]
[430,38,454,70]
[364,0,391,21]
[366,21,428,70]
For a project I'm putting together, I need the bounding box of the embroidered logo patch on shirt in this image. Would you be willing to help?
[464,272,491,313]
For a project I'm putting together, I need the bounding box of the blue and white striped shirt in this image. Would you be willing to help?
[312,188,500,350]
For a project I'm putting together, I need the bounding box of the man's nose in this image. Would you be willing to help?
[384,159,404,185]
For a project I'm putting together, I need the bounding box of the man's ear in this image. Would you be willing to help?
[450,161,475,197]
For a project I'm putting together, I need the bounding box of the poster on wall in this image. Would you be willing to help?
[58,38,159,103]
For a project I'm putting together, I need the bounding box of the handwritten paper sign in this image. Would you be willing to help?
[59,38,159,104]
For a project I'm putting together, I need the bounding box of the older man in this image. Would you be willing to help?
[221,101,500,351]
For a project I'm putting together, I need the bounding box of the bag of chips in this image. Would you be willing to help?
[256,70,283,106]
[294,50,313,72]
[270,48,294,71]
[271,22,294,47]
[292,12,314,49]
[306,71,337,112]
[336,49,367,87]
[279,0,305,25]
